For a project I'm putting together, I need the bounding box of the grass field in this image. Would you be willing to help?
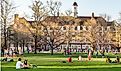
[1,53,121,71]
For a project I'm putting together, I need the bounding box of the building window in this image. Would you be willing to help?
[39,26,42,30]
[83,26,86,30]
[50,27,53,30]
[86,27,88,30]
[75,26,77,30]
[105,27,107,31]
[80,26,83,30]
[79,21,84,25]
[107,26,110,30]
[63,26,66,30]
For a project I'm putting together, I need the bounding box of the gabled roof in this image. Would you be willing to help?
[23,15,108,26]
[77,16,101,21]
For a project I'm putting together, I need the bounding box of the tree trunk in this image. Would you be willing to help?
[81,43,82,52]
[27,45,29,54]
[50,46,53,55]
[22,40,25,53]
[4,19,7,48]
[44,45,46,51]
[1,48,4,57]
[34,36,37,54]
[67,43,71,55]
[16,33,19,52]
[16,41,19,52]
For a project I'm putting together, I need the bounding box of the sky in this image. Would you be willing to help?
[12,0,121,21]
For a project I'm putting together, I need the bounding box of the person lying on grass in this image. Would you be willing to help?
[1,57,14,62]
[112,56,120,63]
[106,56,120,63]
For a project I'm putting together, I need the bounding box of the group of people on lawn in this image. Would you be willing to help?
[2,48,23,57]
[67,55,120,64]
[15,55,120,69]
[106,56,120,63]
[15,56,120,69]
[16,58,37,69]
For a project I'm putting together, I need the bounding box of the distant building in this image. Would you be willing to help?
[8,1,121,52]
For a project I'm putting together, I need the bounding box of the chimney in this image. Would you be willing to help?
[92,12,94,18]
[14,14,19,24]
[14,14,19,19]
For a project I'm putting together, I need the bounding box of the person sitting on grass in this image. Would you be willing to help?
[106,56,112,63]
[96,51,98,58]
[23,60,30,69]
[116,56,120,63]
[67,57,72,62]
[23,59,37,69]
[78,55,82,61]
[16,58,23,69]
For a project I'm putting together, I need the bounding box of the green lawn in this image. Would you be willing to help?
[2,67,121,71]
[1,53,121,71]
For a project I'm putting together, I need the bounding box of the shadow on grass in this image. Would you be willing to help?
[23,53,121,58]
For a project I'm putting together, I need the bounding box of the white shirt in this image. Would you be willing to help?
[9,50,12,55]
[16,61,23,69]
[78,56,82,61]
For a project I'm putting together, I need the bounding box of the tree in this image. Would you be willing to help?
[0,0,15,56]
[13,0,63,55]
[99,13,111,22]
[42,0,65,55]
[42,18,67,55]
[84,17,112,53]
[44,0,81,55]
[111,23,121,52]
[28,0,49,54]
[47,0,62,16]
[65,9,73,16]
